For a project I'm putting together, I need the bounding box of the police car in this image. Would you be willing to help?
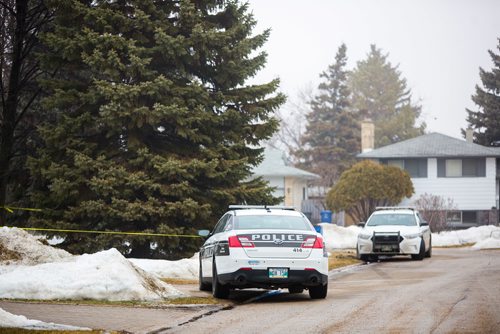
[199,205,329,299]
[356,207,432,261]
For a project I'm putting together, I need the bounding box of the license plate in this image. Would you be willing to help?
[268,268,288,278]
[381,246,392,252]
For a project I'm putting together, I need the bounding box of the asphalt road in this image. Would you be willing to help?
[1,248,499,334]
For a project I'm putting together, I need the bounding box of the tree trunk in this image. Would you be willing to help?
[0,0,28,224]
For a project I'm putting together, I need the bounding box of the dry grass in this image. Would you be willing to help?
[0,242,22,262]
[0,297,220,307]
[328,250,362,270]
[435,243,475,248]
[160,277,198,285]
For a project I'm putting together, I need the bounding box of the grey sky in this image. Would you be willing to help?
[247,0,500,139]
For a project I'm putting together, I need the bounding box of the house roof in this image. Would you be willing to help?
[357,132,500,159]
[252,148,320,180]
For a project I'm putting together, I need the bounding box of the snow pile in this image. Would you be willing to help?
[0,307,91,331]
[0,226,72,265]
[130,252,199,280]
[321,223,361,249]
[471,229,500,250]
[0,248,183,301]
[432,225,500,248]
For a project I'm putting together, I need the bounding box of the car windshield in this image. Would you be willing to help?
[234,215,312,231]
[366,213,417,226]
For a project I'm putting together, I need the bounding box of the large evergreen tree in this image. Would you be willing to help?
[465,38,500,146]
[349,45,425,147]
[296,44,359,188]
[29,0,284,258]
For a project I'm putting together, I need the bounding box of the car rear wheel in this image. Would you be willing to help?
[199,261,211,291]
[309,283,328,299]
[212,261,230,299]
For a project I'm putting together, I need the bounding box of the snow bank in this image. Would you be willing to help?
[0,307,90,331]
[130,252,199,280]
[432,225,500,248]
[321,223,361,249]
[0,227,72,265]
[0,248,184,301]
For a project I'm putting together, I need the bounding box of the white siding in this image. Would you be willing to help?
[401,158,496,210]
[265,176,285,204]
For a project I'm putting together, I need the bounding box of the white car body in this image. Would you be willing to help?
[357,207,432,261]
[199,206,329,299]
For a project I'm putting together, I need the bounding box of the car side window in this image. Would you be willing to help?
[213,214,230,234]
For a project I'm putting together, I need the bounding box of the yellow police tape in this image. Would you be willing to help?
[1,206,43,213]
[6,226,202,238]
[2,206,202,238]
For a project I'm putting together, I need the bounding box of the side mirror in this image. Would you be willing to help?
[420,222,429,227]
[198,229,210,237]
[357,222,365,228]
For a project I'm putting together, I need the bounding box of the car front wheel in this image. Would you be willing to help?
[411,239,426,261]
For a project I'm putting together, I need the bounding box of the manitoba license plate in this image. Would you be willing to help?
[268,268,288,278]
[381,246,392,252]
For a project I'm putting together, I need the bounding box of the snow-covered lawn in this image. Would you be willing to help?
[1,224,499,330]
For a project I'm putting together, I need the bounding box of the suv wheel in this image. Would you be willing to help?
[309,283,328,299]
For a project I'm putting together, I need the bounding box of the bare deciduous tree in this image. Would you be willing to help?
[413,193,457,232]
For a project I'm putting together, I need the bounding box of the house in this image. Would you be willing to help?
[358,131,500,228]
[252,147,319,211]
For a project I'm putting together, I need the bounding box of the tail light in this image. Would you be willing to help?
[228,235,255,248]
[301,236,324,249]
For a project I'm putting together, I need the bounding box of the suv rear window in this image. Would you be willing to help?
[367,213,417,226]
[234,215,312,231]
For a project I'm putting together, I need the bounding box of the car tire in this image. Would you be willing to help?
[288,286,304,294]
[199,261,211,291]
[425,237,432,258]
[212,261,230,299]
[411,239,425,261]
[309,283,328,299]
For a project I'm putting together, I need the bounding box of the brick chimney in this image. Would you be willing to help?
[361,120,374,153]
[465,128,474,143]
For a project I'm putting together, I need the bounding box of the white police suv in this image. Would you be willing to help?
[199,205,329,299]
[357,207,432,261]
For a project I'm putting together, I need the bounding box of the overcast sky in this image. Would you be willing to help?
[247,0,500,139]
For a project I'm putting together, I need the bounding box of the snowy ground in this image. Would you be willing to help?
[1,224,499,330]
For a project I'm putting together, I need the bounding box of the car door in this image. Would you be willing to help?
[201,213,231,278]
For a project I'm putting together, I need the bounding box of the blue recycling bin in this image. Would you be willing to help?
[320,210,332,223]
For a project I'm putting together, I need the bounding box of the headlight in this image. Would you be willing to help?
[404,233,421,239]
[358,233,372,240]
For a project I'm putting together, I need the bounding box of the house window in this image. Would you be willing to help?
[383,159,427,178]
[438,158,486,177]
[388,160,404,169]
[446,159,462,177]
